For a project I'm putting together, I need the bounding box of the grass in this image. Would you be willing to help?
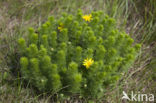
[0,0,156,102]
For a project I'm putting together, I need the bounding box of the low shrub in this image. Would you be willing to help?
[18,9,141,99]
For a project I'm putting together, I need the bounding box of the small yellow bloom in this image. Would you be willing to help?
[82,14,92,22]
[83,58,94,69]
[58,23,64,32]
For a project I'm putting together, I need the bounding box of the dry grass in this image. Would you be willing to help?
[0,0,155,102]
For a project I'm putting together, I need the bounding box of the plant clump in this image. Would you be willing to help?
[18,9,141,99]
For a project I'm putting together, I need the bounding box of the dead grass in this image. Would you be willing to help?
[0,0,155,102]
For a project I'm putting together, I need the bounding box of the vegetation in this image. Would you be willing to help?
[0,0,155,102]
[18,10,141,100]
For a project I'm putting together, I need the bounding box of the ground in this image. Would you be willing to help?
[0,0,156,103]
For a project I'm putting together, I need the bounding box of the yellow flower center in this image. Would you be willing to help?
[58,23,64,32]
[82,14,92,22]
[83,58,94,69]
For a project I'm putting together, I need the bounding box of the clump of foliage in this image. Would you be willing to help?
[18,9,141,99]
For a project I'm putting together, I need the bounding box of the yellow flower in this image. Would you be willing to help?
[83,58,94,69]
[82,14,92,22]
[58,23,64,32]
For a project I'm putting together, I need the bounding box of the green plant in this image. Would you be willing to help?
[18,9,141,99]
